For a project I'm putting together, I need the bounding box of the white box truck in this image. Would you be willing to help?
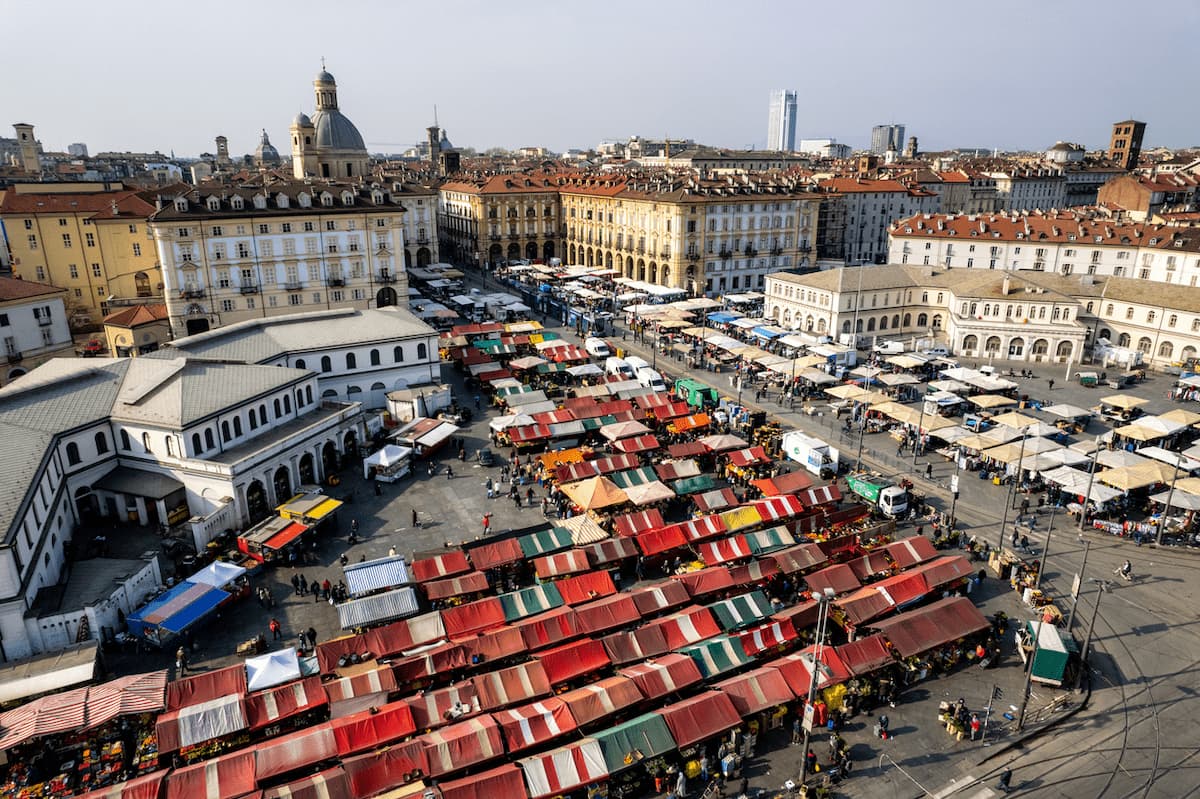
[782,431,840,477]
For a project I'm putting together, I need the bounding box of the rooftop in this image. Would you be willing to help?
[0,275,66,302]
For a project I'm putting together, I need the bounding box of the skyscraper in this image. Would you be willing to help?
[767,90,798,152]
[870,124,905,155]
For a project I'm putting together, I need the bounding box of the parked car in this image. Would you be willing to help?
[476,449,496,466]
[920,346,951,357]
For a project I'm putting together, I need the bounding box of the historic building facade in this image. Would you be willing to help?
[438,173,561,268]
[289,67,371,180]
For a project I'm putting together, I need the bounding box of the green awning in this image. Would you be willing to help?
[593,712,678,774]
[494,385,533,398]
[744,525,796,555]
[537,362,569,374]
[473,338,502,349]
[608,467,658,489]
[580,415,619,431]
[518,526,575,558]
[672,474,721,496]
[678,635,754,679]
[498,582,565,621]
[705,591,773,631]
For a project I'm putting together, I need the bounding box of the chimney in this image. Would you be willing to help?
[1001,274,1011,296]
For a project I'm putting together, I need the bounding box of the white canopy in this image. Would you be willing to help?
[1042,403,1094,419]
[1039,466,1123,503]
[1137,445,1200,472]
[362,445,413,479]
[245,648,302,692]
[187,561,247,588]
[567,363,604,377]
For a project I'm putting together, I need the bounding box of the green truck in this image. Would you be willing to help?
[845,472,909,518]
[1022,620,1078,686]
[674,377,719,408]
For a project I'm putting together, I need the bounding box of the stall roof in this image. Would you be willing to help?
[533,550,591,579]
[499,583,565,621]
[165,749,255,799]
[514,607,580,651]
[422,715,506,777]
[804,563,861,597]
[671,566,736,598]
[628,580,691,616]
[244,674,326,731]
[342,743,428,799]
[424,570,491,601]
[645,605,722,649]
[706,591,773,631]
[656,691,742,748]
[909,555,976,590]
[835,633,896,677]
[561,476,629,510]
[771,543,828,574]
[728,558,781,586]
[751,470,815,496]
[601,624,671,665]
[404,682,480,731]
[880,536,939,569]
[127,581,229,637]
[618,653,704,700]
[187,561,247,587]
[465,536,525,570]
[679,634,754,679]
[75,771,165,799]
[441,597,507,638]
[868,596,990,657]
[472,661,552,711]
[321,664,398,704]
[714,666,795,717]
[535,639,612,685]
[581,535,640,567]
[440,764,528,799]
[555,570,618,605]
[330,699,417,755]
[516,526,575,559]
[634,525,688,556]
[698,534,752,566]
[734,620,797,657]
[613,508,664,537]
[692,487,739,513]
[344,555,411,597]
[155,692,248,752]
[572,593,642,636]
[771,646,853,698]
[593,712,677,775]
[244,648,302,692]
[518,737,609,799]
[453,625,526,665]
[336,587,420,629]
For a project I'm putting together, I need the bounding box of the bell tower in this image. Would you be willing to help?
[13,123,40,174]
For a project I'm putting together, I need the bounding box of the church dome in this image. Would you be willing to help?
[312,109,366,152]
[255,130,281,165]
[293,112,312,127]
[315,69,335,84]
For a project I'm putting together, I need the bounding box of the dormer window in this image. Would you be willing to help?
[230,196,244,210]
[297,193,311,208]
[371,191,383,204]
[1176,239,1185,248]
[1149,238,1158,245]
[276,193,290,209]
[174,198,189,211]
[206,196,220,211]
[320,193,334,207]
[253,194,267,210]
[341,192,354,206]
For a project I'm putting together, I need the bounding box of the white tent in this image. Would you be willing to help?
[245,648,302,692]
[187,561,247,588]
[363,444,413,481]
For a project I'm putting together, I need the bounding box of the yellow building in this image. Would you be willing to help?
[0,184,161,327]
[102,303,172,357]
[438,173,561,267]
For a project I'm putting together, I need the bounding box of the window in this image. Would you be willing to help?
[66,442,81,466]
[320,355,332,372]
[283,394,291,413]
[1169,315,1178,328]
[1159,341,1174,358]
[233,417,243,437]
[69,264,79,278]
[166,437,175,457]
[369,349,380,366]
[326,220,336,231]
[85,232,95,247]
[204,429,215,449]
[132,243,141,257]
[248,408,258,430]
[306,386,313,405]
[346,353,357,370]
[295,358,306,369]
[62,233,72,248]
[417,342,428,360]
[94,432,108,454]
[282,223,292,233]
[120,430,131,450]
[221,421,231,442]
[917,313,928,326]
[92,263,102,277]
[1125,307,1135,320]
[259,224,270,234]
[141,432,152,453]
[1147,310,1156,323]
[211,226,223,236]
[27,234,37,250]
[393,345,404,362]
[192,433,202,453]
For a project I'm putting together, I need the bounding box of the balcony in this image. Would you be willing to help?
[376,273,397,284]
[544,231,556,239]
[798,244,812,253]
[770,247,784,256]
[326,277,346,287]
[508,233,520,240]
[283,281,305,291]
[37,316,53,327]
[660,250,672,259]
[181,287,205,299]
[416,236,429,245]
[238,284,259,295]
[488,233,501,241]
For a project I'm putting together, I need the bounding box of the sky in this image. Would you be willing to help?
[5,0,1199,158]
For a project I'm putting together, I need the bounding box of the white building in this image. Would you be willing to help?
[984,167,1066,211]
[767,90,798,152]
[1,276,76,386]
[149,182,410,338]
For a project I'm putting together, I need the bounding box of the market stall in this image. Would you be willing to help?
[517,737,609,799]
[557,676,644,727]
[362,444,413,482]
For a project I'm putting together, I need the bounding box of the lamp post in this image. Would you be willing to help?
[948,450,963,529]
[1064,540,1090,633]
[1077,436,1102,534]
[997,427,1030,554]
[1157,452,1184,546]
[1035,500,1058,591]
[799,588,836,786]
[1077,579,1108,691]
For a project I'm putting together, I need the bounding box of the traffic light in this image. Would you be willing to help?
[991,685,1003,701]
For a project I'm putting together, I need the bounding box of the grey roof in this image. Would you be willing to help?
[312,108,366,152]
[165,307,436,364]
[293,112,312,127]
[255,130,281,164]
[316,69,335,83]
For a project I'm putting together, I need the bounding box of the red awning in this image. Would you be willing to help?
[166,663,246,710]
[613,508,664,537]
[618,653,704,699]
[635,525,688,556]
[668,514,728,543]
[881,536,938,568]
[628,580,691,616]
[556,461,599,483]
[495,697,578,753]
[591,453,640,474]
[263,520,309,552]
[321,665,398,704]
[800,484,842,507]
[507,424,551,443]
[466,537,525,570]
[555,570,617,605]
[314,612,445,674]
[582,535,640,567]
[653,401,693,420]
[405,681,480,731]
[441,597,507,638]
[453,625,526,664]
[714,666,796,717]
[771,543,828,574]
[329,699,416,755]
[573,593,641,635]
[735,621,798,657]
[909,555,975,590]
[846,551,894,582]
[412,551,471,582]
[671,566,736,598]
[422,715,506,776]
[253,722,337,782]
[440,764,529,799]
[751,470,815,496]
[655,692,742,748]
[557,676,644,727]
[514,607,581,650]
[728,559,781,586]
[165,749,255,799]
[867,596,990,657]
[601,625,670,665]
[532,409,576,425]
[834,634,896,677]
[771,646,853,698]
[261,766,352,799]
[835,587,902,626]
[873,570,930,606]
[752,494,806,522]
[644,605,722,649]
[472,661,552,711]
[804,563,861,596]
[74,771,164,799]
[692,488,739,513]
[424,570,491,600]
[535,639,612,685]
[517,738,609,799]
[612,434,660,454]
[244,675,326,730]
[390,645,466,690]
[667,441,709,458]
[342,741,427,797]
[533,550,591,578]
[654,459,700,482]
[727,446,770,467]
[772,600,820,635]
[697,535,752,566]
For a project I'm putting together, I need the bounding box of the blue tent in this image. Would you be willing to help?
[752,326,783,341]
[126,581,229,646]
[707,311,741,324]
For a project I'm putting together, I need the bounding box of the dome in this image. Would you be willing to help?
[312,109,366,152]
[315,69,335,84]
[255,130,281,165]
[293,112,312,127]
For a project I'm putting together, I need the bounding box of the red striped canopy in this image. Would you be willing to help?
[693,487,739,513]
[244,675,326,730]
[697,535,752,566]
[424,570,491,600]
[752,494,807,522]
[514,607,581,650]
[770,543,828,574]
[453,625,526,664]
[612,508,664,537]
[727,446,770,467]
[556,460,599,483]
[495,698,578,753]
[411,550,471,582]
[329,699,416,755]
[404,681,481,731]
[441,597,507,638]
[909,555,975,590]
[751,470,815,496]
[881,536,939,569]
[799,484,842,507]
[804,563,861,597]
[466,537,525,570]
[253,722,337,781]
[728,559,781,586]
[321,665,397,704]
[846,551,895,582]
[261,766,351,799]
[518,737,609,799]
[533,549,591,578]
[555,570,617,605]
[834,633,897,677]
[618,653,704,699]
[165,749,255,799]
[440,763,529,799]
[166,663,244,710]
[634,525,688,556]
[600,625,670,665]
[582,536,639,567]
[74,771,165,799]
[471,661,552,711]
[590,453,641,474]
[714,666,796,717]
[652,401,692,420]
[671,566,736,598]
[627,580,691,616]
[735,621,798,657]
[771,646,853,698]
[535,639,612,685]
[573,593,641,636]
[655,692,742,748]
[557,676,644,727]
[421,716,506,777]
[666,514,728,543]
[644,605,722,649]
[342,742,427,797]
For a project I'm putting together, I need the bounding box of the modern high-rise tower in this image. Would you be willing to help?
[766,90,798,152]
[870,124,905,155]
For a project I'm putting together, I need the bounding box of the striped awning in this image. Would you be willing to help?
[344,555,411,597]
[336,587,420,629]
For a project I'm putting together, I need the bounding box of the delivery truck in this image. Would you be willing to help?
[781,431,840,478]
[845,472,909,518]
[675,377,720,408]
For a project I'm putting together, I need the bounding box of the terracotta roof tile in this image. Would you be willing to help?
[0,275,66,301]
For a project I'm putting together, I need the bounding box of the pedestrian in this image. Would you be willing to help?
[340,552,349,567]
[290,574,300,595]
[997,766,1012,793]
[486,477,494,499]
[307,627,317,649]
[878,713,890,738]
[925,462,933,480]
[412,508,419,528]
[970,713,982,741]
[298,574,308,595]
[512,493,521,509]
[269,618,282,641]
[674,768,686,798]
[805,748,818,774]
[526,487,534,505]
[322,578,331,599]
[791,717,802,745]
[314,584,322,603]
[388,546,397,558]
[446,465,453,479]
[175,647,187,675]
[482,513,491,534]
[1048,378,1055,391]
[700,753,709,782]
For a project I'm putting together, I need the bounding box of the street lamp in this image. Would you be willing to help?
[798,587,836,786]
[1077,436,1102,535]
[997,426,1030,554]
[1157,451,1184,546]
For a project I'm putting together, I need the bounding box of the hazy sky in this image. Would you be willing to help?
[6,0,1198,158]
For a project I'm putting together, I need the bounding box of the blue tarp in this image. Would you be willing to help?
[126,581,229,645]
[751,326,783,340]
[708,312,741,324]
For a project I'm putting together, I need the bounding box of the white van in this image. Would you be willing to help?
[636,367,667,392]
[624,355,651,372]
[584,338,612,358]
[605,357,635,379]
[873,340,904,355]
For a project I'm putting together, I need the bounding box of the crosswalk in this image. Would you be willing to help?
[930,776,997,798]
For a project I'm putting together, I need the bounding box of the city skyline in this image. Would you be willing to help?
[5,0,1199,158]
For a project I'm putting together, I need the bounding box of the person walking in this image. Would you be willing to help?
[446,465,453,479]
[290,574,301,595]
[970,713,982,741]
[1048,378,1055,391]
[699,753,709,783]
[482,513,491,534]
[306,627,317,650]
[791,717,802,745]
[298,574,308,595]
[997,766,1013,793]
[175,647,188,676]
[269,618,282,641]
[411,508,419,528]
[674,768,686,798]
